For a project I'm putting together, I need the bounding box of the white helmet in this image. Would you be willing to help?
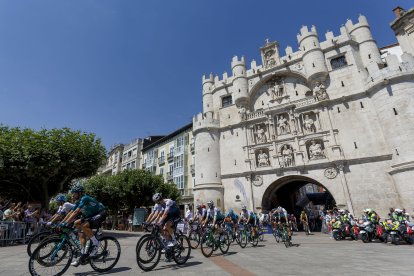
[241,205,247,210]
[152,193,162,202]
[207,200,214,208]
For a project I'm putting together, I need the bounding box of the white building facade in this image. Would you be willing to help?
[193,9,414,217]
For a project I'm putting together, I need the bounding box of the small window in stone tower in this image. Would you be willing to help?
[222,95,232,108]
[330,55,347,70]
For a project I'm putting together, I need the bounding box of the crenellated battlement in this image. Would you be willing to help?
[202,73,214,85]
[200,14,386,88]
[366,52,414,89]
[231,55,246,69]
[297,25,318,44]
[193,112,220,133]
[344,14,370,34]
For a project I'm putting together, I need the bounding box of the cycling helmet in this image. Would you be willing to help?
[55,194,66,203]
[228,209,234,214]
[395,208,403,214]
[195,204,201,209]
[152,193,162,202]
[207,200,214,207]
[241,205,247,210]
[70,184,84,194]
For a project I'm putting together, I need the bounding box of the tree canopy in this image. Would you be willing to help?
[83,169,181,215]
[0,126,106,207]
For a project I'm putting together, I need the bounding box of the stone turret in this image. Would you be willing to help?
[231,56,249,107]
[192,112,224,210]
[346,15,382,68]
[202,73,214,114]
[297,25,328,84]
[367,50,414,209]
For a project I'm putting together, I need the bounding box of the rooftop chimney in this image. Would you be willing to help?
[393,6,406,18]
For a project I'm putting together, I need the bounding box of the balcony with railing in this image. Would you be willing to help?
[174,145,185,155]
[167,152,174,161]
[158,156,165,165]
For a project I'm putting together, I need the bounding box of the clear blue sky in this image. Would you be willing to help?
[0,0,412,150]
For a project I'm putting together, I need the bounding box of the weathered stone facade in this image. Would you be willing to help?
[193,11,414,217]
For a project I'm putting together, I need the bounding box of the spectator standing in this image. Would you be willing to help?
[185,205,193,222]
[3,202,16,222]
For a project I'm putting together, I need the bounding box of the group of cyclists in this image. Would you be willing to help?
[29,182,414,275]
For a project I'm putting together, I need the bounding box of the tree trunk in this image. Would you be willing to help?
[41,182,50,209]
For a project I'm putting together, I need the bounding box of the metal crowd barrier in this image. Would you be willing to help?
[0,221,40,247]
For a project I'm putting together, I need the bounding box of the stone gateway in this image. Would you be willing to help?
[193,8,414,217]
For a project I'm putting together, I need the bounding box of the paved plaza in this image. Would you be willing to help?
[1,231,414,276]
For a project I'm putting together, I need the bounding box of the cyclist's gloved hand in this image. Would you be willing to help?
[46,221,53,227]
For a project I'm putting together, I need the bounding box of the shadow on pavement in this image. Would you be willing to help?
[73,266,132,275]
[221,251,238,256]
[153,261,203,271]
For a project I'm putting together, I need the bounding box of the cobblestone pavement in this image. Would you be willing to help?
[1,231,414,276]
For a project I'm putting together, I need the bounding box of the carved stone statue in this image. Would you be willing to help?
[313,82,329,100]
[257,150,270,167]
[303,114,316,134]
[238,107,247,120]
[309,140,325,159]
[256,126,267,143]
[281,145,294,167]
[277,115,290,135]
[264,50,275,68]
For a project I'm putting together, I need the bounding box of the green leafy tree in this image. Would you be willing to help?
[0,126,106,208]
[83,169,181,227]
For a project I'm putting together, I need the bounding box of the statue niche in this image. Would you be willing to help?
[306,139,326,160]
[267,77,285,101]
[279,144,295,167]
[275,113,291,135]
[301,112,318,134]
[256,148,270,167]
[254,123,268,144]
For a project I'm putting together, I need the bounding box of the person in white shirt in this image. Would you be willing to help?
[185,205,193,222]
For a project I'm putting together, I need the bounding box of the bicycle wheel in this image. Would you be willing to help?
[173,234,191,265]
[89,236,121,273]
[136,236,161,272]
[29,238,72,276]
[238,230,247,248]
[27,231,54,257]
[200,232,214,257]
[274,229,281,243]
[252,234,259,247]
[219,232,230,254]
[135,233,152,256]
[188,229,200,249]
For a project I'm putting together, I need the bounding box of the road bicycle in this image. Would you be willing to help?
[200,225,230,257]
[28,225,120,276]
[136,223,191,271]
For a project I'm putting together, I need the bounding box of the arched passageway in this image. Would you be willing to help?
[261,175,336,216]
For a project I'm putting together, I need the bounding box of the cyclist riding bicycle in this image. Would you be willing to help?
[239,205,257,237]
[271,206,288,223]
[61,184,107,267]
[202,200,224,228]
[195,204,207,224]
[153,193,181,247]
[145,198,165,224]
[300,210,311,234]
[47,194,74,225]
